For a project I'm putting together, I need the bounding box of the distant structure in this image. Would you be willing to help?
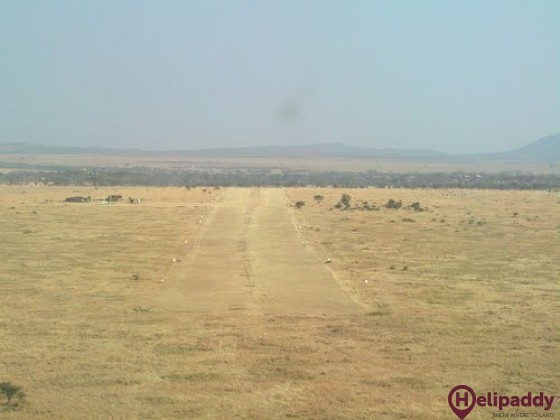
[64,196,91,203]
[63,194,129,205]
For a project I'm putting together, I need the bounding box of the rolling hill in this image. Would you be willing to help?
[1,134,559,162]
[503,134,560,161]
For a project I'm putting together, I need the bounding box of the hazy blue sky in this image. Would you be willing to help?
[1,1,558,153]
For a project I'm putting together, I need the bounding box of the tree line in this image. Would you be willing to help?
[1,165,559,190]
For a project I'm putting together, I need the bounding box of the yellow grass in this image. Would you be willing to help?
[286,187,560,417]
[0,186,558,419]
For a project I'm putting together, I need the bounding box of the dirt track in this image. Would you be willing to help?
[154,188,361,315]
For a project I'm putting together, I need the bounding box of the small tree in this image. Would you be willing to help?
[313,194,324,204]
[295,201,305,209]
[340,194,351,209]
[0,382,24,405]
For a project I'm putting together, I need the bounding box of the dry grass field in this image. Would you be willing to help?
[1,185,559,419]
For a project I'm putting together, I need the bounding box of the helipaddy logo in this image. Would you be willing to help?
[448,385,556,419]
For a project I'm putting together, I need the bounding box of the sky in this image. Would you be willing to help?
[0,1,558,154]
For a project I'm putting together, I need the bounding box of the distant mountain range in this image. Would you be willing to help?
[1,134,559,163]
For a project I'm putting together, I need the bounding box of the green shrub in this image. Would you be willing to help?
[0,382,25,405]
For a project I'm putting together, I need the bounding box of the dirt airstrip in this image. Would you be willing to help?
[156,188,361,315]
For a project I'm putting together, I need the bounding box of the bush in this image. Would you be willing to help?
[0,382,24,405]
[294,201,305,209]
[410,202,424,211]
[361,201,378,211]
[385,198,402,209]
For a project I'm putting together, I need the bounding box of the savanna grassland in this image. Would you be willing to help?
[286,187,560,418]
[1,185,559,419]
